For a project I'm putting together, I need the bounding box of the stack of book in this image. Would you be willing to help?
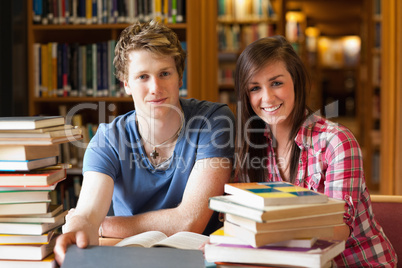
[0,116,82,267]
[205,181,347,268]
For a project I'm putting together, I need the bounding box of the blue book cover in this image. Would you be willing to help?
[62,245,205,268]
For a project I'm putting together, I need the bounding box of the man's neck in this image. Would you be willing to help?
[137,112,183,146]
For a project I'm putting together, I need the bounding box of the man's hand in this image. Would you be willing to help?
[54,231,89,265]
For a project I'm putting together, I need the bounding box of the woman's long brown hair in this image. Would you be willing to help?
[234,35,311,183]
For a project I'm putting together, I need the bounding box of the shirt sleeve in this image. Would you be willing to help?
[324,127,365,230]
[192,105,235,161]
[82,123,122,180]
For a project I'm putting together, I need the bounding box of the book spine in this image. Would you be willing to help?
[81,45,87,96]
[112,0,118,23]
[108,39,117,96]
[176,0,183,22]
[41,44,48,97]
[46,43,52,96]
[137,0,144,22]
[143,0,149,21]
[102,42,108,96]
[102,0,108,23]
[86,44,93,96]
[117,0,126,23]
[77,44,83,96]
[92,0,98,23]
[33,43,41,97]
[96,43,102,96]
[97,0,102,24]
[51,43,58,97]
[162,0,168,24]
[171,0,176,23]
[92,43,98,97]
[65,0,71,23]
[86,0,92,24]
[33,0,43,24]
[78,0,86,23]
[71,0,78,23]
[52,0,58,24]
[42,0,49,24]
[126,0,134,23]
[70,43,79,96]
[154,0,162,22]
[62,43,69,96]
[57,43,64,96]
[60,0,66,24]
[107,40,113,96]
[47,0,54,24]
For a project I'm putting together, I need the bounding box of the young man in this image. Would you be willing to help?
[54,21,235,264]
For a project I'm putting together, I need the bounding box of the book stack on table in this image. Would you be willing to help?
[206,181,347,268]
[0,116,83,267]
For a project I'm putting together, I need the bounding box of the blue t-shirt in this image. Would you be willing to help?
[83,98,235,218]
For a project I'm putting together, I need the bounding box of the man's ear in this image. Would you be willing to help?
[179,79,183,89]
[123,81,132,95]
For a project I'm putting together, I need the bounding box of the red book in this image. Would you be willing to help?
[0,168,66,187]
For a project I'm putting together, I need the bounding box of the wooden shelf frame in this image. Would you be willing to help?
[26,0,219,118]
[380,0,402,194]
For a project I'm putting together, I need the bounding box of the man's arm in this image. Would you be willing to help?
[100,157,232,238]
[54,171,114,264]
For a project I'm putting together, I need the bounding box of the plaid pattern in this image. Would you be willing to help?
[264,115,397,267]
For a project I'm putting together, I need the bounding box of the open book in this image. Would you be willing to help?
[114,231,209,250]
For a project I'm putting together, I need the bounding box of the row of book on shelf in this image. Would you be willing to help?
[0,115,83,267]
[205,181,347,267]
[33,40,188,98]
[33,0,186,25]
[218,23,276,52]
[217,0,276,21]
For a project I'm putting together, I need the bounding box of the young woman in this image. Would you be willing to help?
[234,35,397,267]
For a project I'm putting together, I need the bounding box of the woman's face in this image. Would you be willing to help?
[248,61,295,130]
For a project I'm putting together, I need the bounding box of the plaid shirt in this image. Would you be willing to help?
[264,115,397,267]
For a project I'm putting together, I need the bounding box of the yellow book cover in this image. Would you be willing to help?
[224,181,328,208]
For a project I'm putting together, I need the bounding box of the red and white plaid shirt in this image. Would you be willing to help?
[264,114,397,267]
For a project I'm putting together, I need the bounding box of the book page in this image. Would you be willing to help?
[114,231,168,248]
[153,231,209,250]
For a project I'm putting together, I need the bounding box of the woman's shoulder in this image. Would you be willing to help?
[299,114,360,150]
[303,114,354,135]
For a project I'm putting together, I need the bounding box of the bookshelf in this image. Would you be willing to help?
[377,0,402,195]
[27,1,216,150]
[216,0,285,113]
[27,0,220,114]
[26,0,219,208]
[363,0,382,192]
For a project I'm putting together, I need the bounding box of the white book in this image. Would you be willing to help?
[0,190,50,204]
[0,215,65,235]
[0,156,58,171]
[0,116,65,130]
[0,205,66,223]
[0,236,57,260]
[0,201,50,216]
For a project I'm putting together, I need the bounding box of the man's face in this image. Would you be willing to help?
[124,50,182,121]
